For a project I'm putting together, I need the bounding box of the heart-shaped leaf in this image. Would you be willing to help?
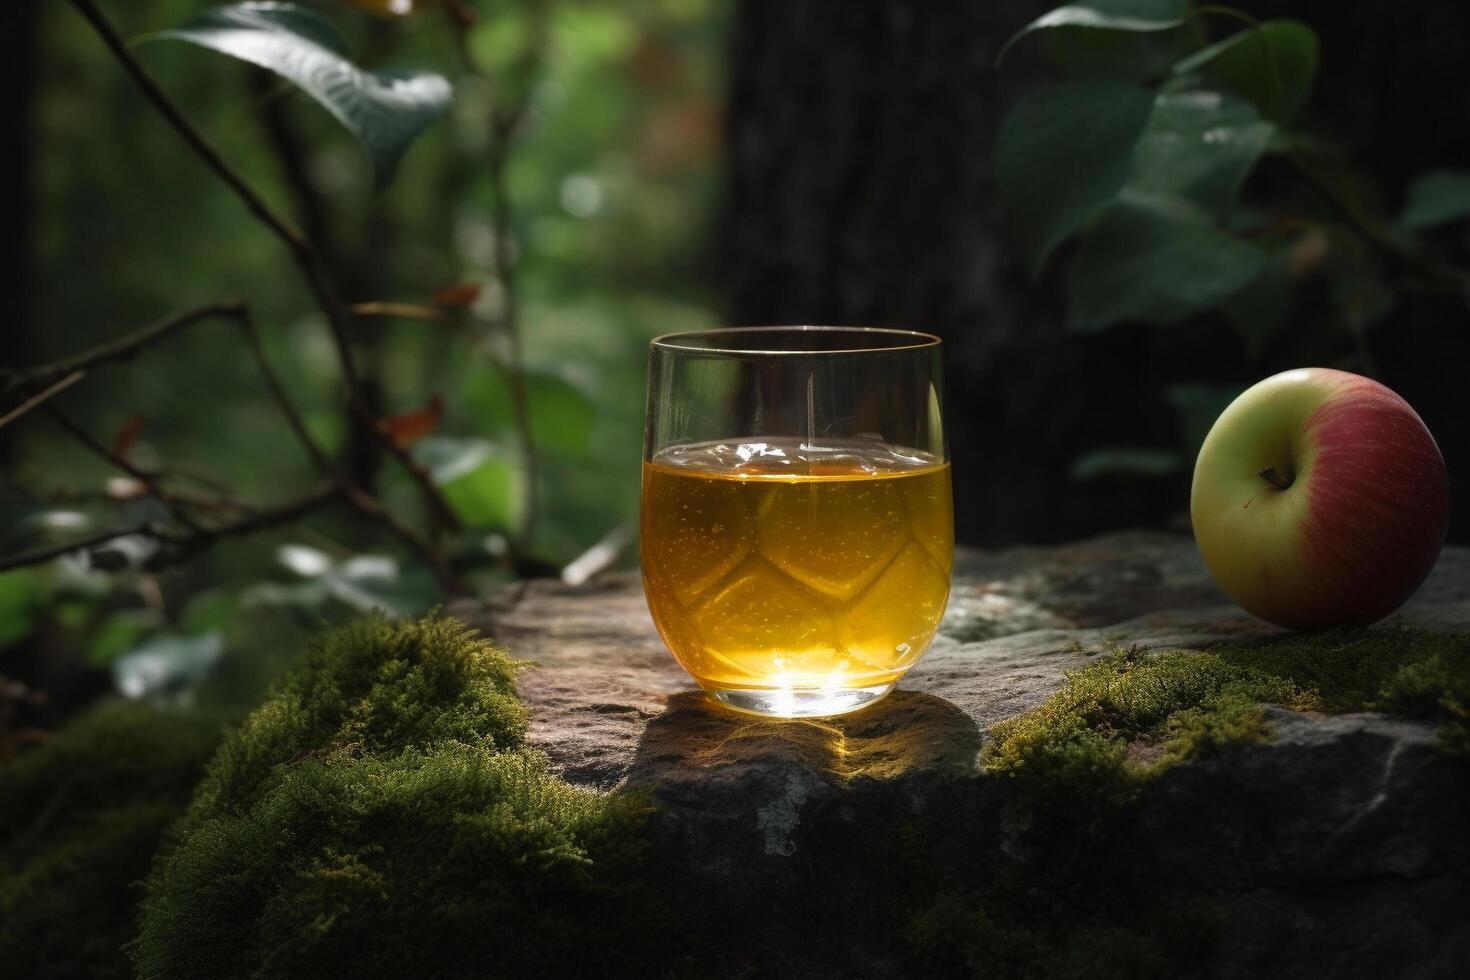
[377,394,444,448]
[1174,20,1318,122]
[146,2,452,186]
[998,1,1189,66]
[1043,23,1193,81]
[1128,84,1274,219]
[430,282,484,308]
[1068,191,1265,331]
[1398,170,1470,230]
[995,80,1156,276]
[416,436,521,530]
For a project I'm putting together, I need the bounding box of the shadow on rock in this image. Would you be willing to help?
[628,688,981,792]
[625,689,984,978]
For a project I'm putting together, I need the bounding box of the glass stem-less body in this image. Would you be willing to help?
[641,438,953,714]
[641,326,952,718]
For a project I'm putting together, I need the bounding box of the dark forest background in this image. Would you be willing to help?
[3,0,1469,724]
[723,0,1470,545]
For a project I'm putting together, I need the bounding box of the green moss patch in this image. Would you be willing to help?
[908,627,1470,979]
[0,702,223,980]
[132,614,671,980]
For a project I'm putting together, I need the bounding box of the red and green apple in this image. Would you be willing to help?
[1191,368,1450,630]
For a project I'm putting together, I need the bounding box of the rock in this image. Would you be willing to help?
[451,531,1470,977]
[1146,709,1470,979]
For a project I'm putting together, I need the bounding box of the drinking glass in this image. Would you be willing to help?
[640,326,953,718]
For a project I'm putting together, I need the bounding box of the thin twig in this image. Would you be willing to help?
[237,309,463,589]
[234,305,332,473]
[68,0,460,534]
[351,301,450,323]
[0,371,84,430]
[343,487,460,593]
[43,406,202,533]
[0,526,162,573]
[449,0,549,551]
[1285,150,1470,299]
[154,482,343,564]
[0,482,253,515]
[3,302,242,396]
[0,483,343,573]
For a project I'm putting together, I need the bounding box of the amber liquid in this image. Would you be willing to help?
[640,438,954,693]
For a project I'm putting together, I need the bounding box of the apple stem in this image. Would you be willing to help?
[1258,465,1293,490]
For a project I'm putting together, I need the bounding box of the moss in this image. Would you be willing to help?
[0,702,223,980]
[132,613,673,980]
[188,614,527,822]
[905,627,1470,979]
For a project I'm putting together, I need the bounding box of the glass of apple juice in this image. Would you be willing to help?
[640,326,953,719]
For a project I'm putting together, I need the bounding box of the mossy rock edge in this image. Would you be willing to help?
[131,614,679,980]
[905,627,1470,979]
[5,611,1467,980]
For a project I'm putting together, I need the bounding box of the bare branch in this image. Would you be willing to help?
[67,0,461,535]
[3,302,242,397]
[237,309,461,585]
[1285,150,1470,299]
[351,302,450,324]
[155,482,343,564]
[0,483,343,574]
[44,407,202,533]
[343,488,461,593]
[0,526,162,573]
[235,306,332,473]
[0,372,84,430]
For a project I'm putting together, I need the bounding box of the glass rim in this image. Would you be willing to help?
[650,325,941,356]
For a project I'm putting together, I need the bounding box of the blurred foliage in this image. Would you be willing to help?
[995,0,1470,480]
[0,701,223,980]
[5,0,724,716]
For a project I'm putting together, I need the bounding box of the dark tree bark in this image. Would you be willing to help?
[1,1,41,400]
[722,2,1178,546]
[722,0,1470,547]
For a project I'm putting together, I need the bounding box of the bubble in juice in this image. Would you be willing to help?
[640,437,953,692]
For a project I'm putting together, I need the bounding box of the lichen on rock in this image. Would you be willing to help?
[131,614,673,980]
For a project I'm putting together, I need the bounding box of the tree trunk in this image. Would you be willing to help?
[721,0,1470,547]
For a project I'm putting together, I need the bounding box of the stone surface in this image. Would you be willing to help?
[452,531,1470,977]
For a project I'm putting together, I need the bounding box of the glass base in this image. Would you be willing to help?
[702,681,896,719]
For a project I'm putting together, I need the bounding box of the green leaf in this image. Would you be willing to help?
[998,2,1190,66]
[1174,20,1319,122]
[0,570,45,647]
[417,436,522,530]
[1068,192,1265,331]
[1044,24,1193,81]
[324,556,436,616]
[1128,85,1273,218]
[995,80,1156,276]
[269,545,436,615]
[181,590,244,634]
[462,369,598,457]
[1070,447,1183,480]
[442,458,521,531]
[146,2,452,186]
[1398,170,1470,230]
[88,611,160,666]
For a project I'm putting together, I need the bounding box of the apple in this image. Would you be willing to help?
[1191,368,1450,630]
